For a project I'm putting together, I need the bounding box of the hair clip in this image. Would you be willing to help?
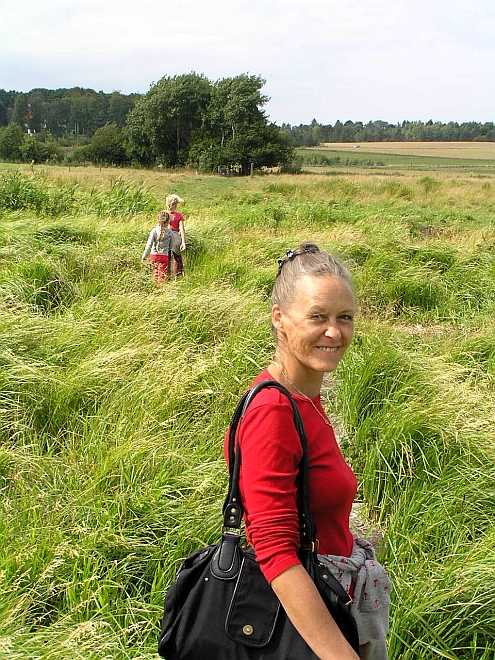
[276,246,319,276]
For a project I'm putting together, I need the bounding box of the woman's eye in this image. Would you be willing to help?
[340,315,354,322]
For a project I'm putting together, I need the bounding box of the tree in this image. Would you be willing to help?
[207,75,268,145]
[20,135,50,162]
[89,123,128,164]
[11,93,29,128]
[0,124,24,160]
[127,73,211,166]
[108,92,136,127]
[0,99,8,127]
[190,74,291,173]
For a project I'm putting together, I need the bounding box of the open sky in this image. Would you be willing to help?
[2,0,494,125]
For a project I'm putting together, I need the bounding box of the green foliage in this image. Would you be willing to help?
[88,123,128,165]
[17,134,63,164]
[127,72,292,172]
[448,328,495,378]
[34,224,96,245]
[0,170,157,217]
[0,124,24,160]
[127,72,211,167]
[1,257,76,314]
[283,118,495,145]
[82,178,157,217]
[0,87,138,137]
[0,171,76,215]
[65,143,93,164]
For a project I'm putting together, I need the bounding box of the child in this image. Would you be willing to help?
[142,211,173,283]
[165,193,186,276]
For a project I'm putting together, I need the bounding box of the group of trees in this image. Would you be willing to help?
[0,75,293,172]
[283,119,495,146]
[0,124,63,163]
[126,73,292,173]
[0,88,138,137]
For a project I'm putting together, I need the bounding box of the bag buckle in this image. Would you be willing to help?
[301,539,319,552]
[222,526,241,536]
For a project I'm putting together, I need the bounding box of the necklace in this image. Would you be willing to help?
[277,365,332,429]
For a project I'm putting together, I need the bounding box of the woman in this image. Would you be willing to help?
[165,193,186,276]
[141,210,173,283]
[226,244,390,660]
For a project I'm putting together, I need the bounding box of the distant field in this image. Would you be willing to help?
[320,141,495,159]
[299,142,495,172]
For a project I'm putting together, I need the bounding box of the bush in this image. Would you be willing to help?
[0,124,24,161]
[19,135,63,164]
[65,144,94,164]
[89,123,128,165]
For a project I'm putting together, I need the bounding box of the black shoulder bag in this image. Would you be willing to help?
[158,380,359,659]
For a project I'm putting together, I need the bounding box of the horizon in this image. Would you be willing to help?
[2,84,494,130]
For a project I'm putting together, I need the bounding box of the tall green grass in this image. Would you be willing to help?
[0,170,157,217]
[0,167,494,658]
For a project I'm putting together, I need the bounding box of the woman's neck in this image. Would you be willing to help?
[268,357,323,399]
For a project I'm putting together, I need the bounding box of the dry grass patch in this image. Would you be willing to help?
[320,141,495,160]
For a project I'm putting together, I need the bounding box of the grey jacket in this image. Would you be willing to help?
[318,537,390,656]
[142,226,173,259]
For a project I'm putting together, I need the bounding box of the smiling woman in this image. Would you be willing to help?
[222,244,390,660]
[271,253,356,393]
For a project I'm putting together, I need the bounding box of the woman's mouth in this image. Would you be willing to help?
[315,346,341,353]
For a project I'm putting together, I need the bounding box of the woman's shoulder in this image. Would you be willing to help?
[245,370,294,413]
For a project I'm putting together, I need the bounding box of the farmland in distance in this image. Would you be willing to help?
[299,141,495,172]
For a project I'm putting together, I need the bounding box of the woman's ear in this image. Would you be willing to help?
[271,304,283,332]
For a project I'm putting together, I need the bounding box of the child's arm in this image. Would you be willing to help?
[142,229,155,260]
[179,216,186,251]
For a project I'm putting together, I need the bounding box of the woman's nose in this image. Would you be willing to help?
[324,323,341,340]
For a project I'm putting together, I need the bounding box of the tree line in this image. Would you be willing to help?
[2,79,494,171]
[0,88,138,136]
[0,74,292,173]
[282,119,495,146]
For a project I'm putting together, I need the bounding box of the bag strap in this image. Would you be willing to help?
[222,380,316,550]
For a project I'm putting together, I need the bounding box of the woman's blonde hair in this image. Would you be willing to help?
[166,194,184,210]
[272,242,353,308]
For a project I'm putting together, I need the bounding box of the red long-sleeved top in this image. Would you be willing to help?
[224,370,357,584]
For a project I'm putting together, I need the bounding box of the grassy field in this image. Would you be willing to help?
[299,142,495,172]
[1,163,494,659]
[320,142,495,160]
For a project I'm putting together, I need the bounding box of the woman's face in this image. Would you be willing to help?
[273,274,356,375]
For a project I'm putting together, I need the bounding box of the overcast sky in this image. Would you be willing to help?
[1,0,494,125]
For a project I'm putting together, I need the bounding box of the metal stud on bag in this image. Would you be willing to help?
[242,624,254,636]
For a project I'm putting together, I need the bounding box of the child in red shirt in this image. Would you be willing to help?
[165,193,186,276]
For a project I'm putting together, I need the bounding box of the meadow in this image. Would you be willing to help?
[320,142,495,160]
[299,142,495,172]
[0,163,494,659]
